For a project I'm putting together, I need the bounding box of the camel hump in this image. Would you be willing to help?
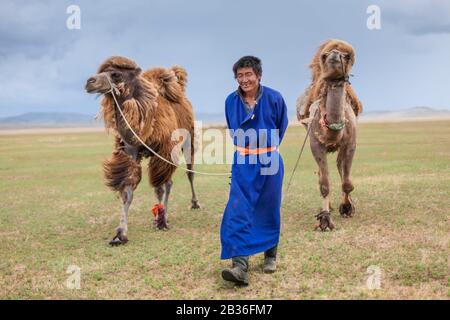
[143,67,185,102]
[171,66,188,92]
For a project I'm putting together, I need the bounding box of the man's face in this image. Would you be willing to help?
[236,67,260,93]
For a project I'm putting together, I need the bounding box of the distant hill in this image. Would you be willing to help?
[1,107,449,129]
[0,112,100,128]
[359,106,450,122]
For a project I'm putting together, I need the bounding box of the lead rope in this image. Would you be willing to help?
[105,77,230,176]
[285,108,318,194]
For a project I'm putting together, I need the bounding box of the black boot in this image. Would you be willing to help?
[222,256,249,286]
[263,246,277,273]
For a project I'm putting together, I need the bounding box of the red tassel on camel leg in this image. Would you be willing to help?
[151,204,168,230]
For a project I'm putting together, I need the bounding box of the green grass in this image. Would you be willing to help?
[0,121,449,299]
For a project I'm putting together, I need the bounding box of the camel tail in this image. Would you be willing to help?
[171,65,188,92]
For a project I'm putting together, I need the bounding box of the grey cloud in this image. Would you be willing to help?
[0,0,449,118]
[381,0,450,35]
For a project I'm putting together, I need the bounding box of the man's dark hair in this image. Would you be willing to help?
[232,56,262,78]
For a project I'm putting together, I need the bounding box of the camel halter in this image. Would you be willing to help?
[322,113,346,131]
[105,76,230,176]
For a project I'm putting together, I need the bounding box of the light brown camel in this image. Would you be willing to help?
[85,56,200,245]
[297,39,363,231]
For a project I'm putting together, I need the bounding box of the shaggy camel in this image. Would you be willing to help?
[85,56,200,245]
[297,39,363,231]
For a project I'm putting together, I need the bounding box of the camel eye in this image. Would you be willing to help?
[344,54,351,61]
[111,72,122,81]
[321,53,328,61]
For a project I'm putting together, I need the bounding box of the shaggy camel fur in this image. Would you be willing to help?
[86,56,200,245]
[296,39,363,231]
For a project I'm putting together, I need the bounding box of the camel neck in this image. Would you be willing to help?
[325,82,346,124]
[113,95,135,145]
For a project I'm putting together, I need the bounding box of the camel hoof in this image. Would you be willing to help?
[190,200,201,210]
[154,220,169,230]
[109,229,128,246]
[109,238,128,246]
[339,202,355,217]
[314,210,335,231]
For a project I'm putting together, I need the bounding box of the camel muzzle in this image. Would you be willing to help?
[85,73,111,94]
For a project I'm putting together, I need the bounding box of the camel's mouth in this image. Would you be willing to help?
[322,51,351,80]
[85,86,110,94]
[326,60,341,68]
[85,73,112,94]
[323,69,346,81]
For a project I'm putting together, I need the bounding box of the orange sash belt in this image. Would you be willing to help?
[235,146,276,155]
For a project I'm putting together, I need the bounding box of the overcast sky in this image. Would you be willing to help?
[1,0,449,118]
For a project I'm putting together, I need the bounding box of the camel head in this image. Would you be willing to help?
[85,56,142,97]
[312,39,355,81]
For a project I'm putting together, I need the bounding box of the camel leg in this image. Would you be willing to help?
[151,180,172,229]
[186,163,200,209]
[104,145,142,246]
[149,153,177,230]
[109,186,133,246]
[154,184,164,203]
[183,134,200,210]
[152,184,168,230]
[163,179,173,223]
[337,144,356,217]
[310,137,335,231]
[151,181,172,230]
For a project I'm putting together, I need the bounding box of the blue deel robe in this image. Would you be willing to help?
[220,85,289,259]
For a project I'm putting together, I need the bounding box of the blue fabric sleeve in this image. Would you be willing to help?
[278,96,289,142]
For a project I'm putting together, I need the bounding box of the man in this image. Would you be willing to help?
[221,56,289,285]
